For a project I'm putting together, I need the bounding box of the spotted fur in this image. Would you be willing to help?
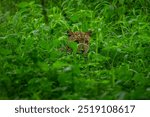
[67,31,92,54]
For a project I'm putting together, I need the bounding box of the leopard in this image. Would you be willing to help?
[67,30,92,54]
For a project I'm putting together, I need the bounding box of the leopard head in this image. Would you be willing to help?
[67,30,92,44]
[67,30,92,54]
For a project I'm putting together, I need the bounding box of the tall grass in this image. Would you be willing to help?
[0,0,150,99]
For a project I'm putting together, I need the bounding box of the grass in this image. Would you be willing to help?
[0,0,150,99]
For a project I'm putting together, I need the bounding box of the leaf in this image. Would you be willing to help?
[52,61,68,69]
[17,2,30,8]
[38,62,49,72]
[70,15,79,22]
[17,1,35,8]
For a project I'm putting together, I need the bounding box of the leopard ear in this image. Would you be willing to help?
[67,30,72,36]
[87,30,92,36]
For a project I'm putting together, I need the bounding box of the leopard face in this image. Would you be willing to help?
[67,31,92,54]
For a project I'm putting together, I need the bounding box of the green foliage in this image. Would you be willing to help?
[0,0,150,99]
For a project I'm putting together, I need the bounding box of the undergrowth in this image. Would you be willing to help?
[0,0,150,99]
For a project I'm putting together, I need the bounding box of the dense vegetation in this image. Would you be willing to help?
[0,0,150,99]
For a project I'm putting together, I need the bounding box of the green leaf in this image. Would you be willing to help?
[17,2,30,8]
[38,62,49,72]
